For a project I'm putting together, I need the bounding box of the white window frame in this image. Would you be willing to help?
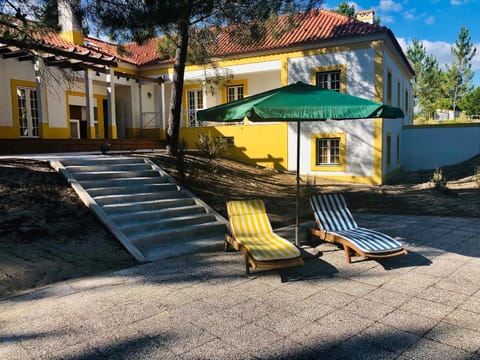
[186,89,204,127]
[17,86,39,138]
[315,70,341,92]
[226,84,244,102]
[316,137,341,166]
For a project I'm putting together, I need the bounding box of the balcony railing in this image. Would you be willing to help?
[143,110,245,128]
[142,112,162,129]
[184,109,204,128]
[183,109,244,127]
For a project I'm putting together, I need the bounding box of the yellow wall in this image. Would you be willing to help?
[3,79,71,139]
[6,79,35,138]
[372,41,385,184]
[179,123,288,170]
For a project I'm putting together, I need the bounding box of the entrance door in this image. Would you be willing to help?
[17,87,39,137]
[69,105,86,138]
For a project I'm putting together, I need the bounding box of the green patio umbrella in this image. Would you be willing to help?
[197,81,404,245]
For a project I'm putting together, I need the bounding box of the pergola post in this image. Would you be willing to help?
[34,55,47,138]
[138,82,143,132]
[84,69,96,139]
[106,67,117,139]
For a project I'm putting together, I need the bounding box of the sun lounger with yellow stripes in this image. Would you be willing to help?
[226,200,304,274]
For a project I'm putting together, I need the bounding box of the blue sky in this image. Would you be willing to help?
[324,0,480,86]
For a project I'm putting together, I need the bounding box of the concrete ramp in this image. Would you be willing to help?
[51,155,228,262]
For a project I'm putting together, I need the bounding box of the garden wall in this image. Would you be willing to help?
[401,123,480,170]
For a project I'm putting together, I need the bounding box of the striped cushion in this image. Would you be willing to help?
[310,194,357,231]
[227,200,301,261]
[328,228,403,254]
[310,194,403,253]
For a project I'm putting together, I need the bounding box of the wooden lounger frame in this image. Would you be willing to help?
[225,234,304,275]
[309,228,408,263]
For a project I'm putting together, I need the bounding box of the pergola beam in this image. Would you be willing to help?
[0,41,162,84]
[2,50,28,59]
[1,38,117,67]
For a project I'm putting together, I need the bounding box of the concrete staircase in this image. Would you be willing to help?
[50,155,228,262]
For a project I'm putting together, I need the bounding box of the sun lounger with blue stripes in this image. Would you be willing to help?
[309,194,407,263]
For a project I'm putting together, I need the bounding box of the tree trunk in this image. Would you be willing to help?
[166,19,189,156]
[452,85,458,118]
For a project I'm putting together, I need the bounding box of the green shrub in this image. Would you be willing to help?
[100,142,110,154]
[430,167,458,197]
[196,132,227,161]
[430,167,446,190]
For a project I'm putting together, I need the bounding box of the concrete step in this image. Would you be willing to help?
[94,190,186,205]
[60,157,146,166]
[131,221,227,252]
[87,183,178,197]
[121,213,217,235]
[109,204,206,224]
[65,163,153,173]
[52,154,228,263]
[102,197,196,215]
[79,176,170,189]
[73,170,160,181]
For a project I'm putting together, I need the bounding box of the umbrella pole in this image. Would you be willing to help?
[295,121,301,246]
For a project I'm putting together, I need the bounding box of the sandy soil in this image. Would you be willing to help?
[1,154,479,298]
[0,159,136,298]
[147,153,480,227]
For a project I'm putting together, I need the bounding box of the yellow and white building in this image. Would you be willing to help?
[0,7,414,184]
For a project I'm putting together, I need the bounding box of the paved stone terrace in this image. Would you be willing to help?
[1,214,480,359]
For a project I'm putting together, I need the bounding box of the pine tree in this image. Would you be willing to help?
[333,1,380,24]
[446,26,476,115]
[458,87,480,117]
[406,39,443,119]
[333,1,355,18]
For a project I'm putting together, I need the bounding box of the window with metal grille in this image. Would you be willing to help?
[397,81,401,107]
[386,134,392,167]
[315,70,341,92]
[227,85,244,102]
[387,72,392,105]
[187,89,203,127]
[396,134,400,164]
[405,90,409,114]
[316,138,341,165]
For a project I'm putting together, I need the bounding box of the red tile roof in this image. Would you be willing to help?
[215,9,388,57]
[2,9,412,73]
[0,16,116,65]
[83,37,158,66]
[88,8,398,68]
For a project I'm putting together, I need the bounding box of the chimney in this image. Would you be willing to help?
[57,0,84,45]
[355,10,375,24]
